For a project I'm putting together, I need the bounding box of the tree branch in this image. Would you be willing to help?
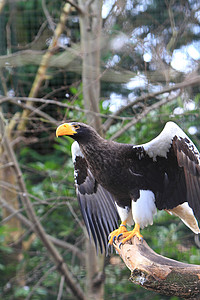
[0,196,85,261]
[17,2,73,132]
[65,0,84,14]
[0,113,86,300]
[0,96,136,122]
[9,99,58,125]
[109,92,180,140]
[103,75,200,132]
[114,236,200,299]
[26,266,57,300]
[42,0,55,32]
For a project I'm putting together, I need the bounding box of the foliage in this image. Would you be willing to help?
[0,0,200,299]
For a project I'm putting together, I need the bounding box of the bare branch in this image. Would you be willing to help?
[109,92,180,140]
[0,113,86,300]
[65,0,85,14]
[0,196,85,261]
[0,69,8,95]
[17,21,48,50]
[165,0,178,52]
[103,75,200,132]
[57,275,65,300]
[0,96,135,122]
[42,0,55,31]
[114,236,200,299]
[17,2,73,132]
[25,266,57,300]
[9,99,58,126]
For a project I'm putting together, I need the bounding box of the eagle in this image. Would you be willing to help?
[56,121,200,252]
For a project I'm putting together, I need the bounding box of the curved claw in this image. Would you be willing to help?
[112,235,116,243]
[119,242,123,248]
[117,223,143,246]
[108,222,128,245]
[117,233,123,241]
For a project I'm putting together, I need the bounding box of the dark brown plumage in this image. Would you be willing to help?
[56,121,200,252]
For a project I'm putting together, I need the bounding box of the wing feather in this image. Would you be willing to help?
[71,141,119,252]
[94,189,114,234]
[89,199,104,253]
[173,135,200,222]
[97,186,119,231]
[134,122,200,226]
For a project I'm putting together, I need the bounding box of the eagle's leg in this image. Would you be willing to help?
[118,223,143,247]
[108,221,128,245]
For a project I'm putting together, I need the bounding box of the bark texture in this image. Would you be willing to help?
[114,236,200,299]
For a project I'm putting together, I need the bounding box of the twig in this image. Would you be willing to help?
[109,92,180,140]
[0,113,86,300]
[0,96,135,121]
[25,266,57,300]
[65,0,85,14]
[9,99,58,125]
[0,162,14,169]
[57,275,65,300]
[0,196,85,261]
[17,3,73,132]
[42,0,55,31]
[16,21,48,50]
[1,74,200,135]
[103,75,200,132]
[66,201,86,232]
[165,0,178,52]
[0,69,8,96]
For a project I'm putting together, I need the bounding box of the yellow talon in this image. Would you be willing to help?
[119,223,143,245]
[108,221,127,245]
[109,223,143,246]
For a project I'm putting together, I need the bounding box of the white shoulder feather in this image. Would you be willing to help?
[135,121,198,161]
[71,141,84,163]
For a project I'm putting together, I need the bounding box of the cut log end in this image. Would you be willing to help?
[113,236,200,299]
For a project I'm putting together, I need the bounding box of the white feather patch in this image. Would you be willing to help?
[166,202,200,234]
[71,141,84,163]
[115,203,134,226]
[132,190,157,229]
[136,121,197,161]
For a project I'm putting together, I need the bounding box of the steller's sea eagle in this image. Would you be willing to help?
[56,121,200,252]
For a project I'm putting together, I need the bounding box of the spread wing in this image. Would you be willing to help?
[71,141,119,253]
[134,121,200,226]
[172,134,200,221]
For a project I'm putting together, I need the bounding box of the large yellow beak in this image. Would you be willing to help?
[56,123,77,137]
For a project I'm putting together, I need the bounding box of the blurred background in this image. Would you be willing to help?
[0,0,200,299]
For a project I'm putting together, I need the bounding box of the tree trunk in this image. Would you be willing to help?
[78,1,105,299]
[114,236,200,299]
[78,0,103,135]
[85,238,105,300]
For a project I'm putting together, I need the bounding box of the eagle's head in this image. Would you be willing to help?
[56,122,98,142]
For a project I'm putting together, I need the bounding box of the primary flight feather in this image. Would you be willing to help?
[56,121,200,252]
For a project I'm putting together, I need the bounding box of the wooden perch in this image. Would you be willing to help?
[113,236,200,299]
